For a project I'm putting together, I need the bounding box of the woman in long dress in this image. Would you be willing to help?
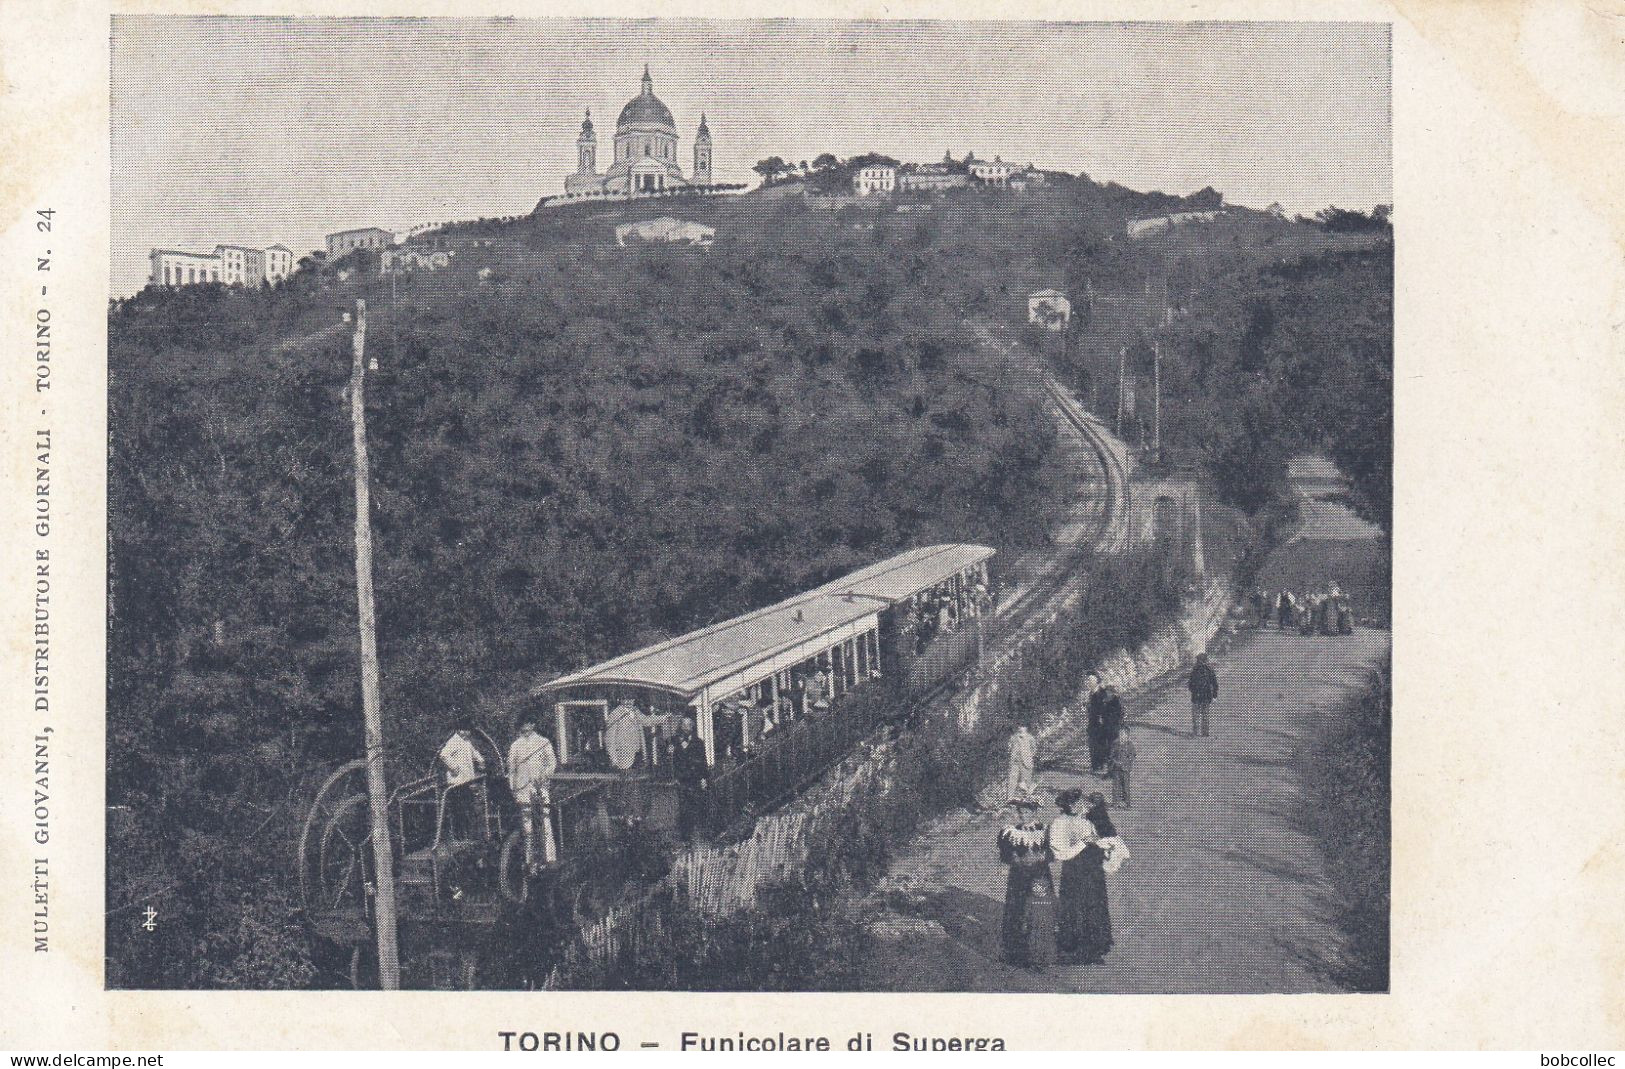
[997,798,1054,967]
[1050,788,1113,965]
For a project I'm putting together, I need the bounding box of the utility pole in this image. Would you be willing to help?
[1191,487,1206,578]
[1152,338,1162,466]
[349,299,401,990]
[1115,345,1128,436]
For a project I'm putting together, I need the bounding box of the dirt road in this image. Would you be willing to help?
[862,460,1390,993]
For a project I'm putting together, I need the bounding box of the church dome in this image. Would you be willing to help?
[617,66,675,131]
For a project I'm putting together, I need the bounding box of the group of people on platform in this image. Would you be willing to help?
[997,788,1127,967]
[433,709,719,870]
[1249,583,1356,636]
[434,714,561,874]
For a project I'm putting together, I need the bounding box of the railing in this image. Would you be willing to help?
[905,617,984,691]
[698,689,891,833]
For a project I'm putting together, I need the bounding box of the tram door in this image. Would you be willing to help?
[556,700,608,767]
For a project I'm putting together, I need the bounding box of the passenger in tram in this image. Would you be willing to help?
[713,701,745,760]
[436,716,487,842]
[637,703,669,770]
[507,715,559,872]
[805,664,832,716]
[604,698,645,772]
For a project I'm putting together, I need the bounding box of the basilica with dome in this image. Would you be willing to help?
[564,67,713,197]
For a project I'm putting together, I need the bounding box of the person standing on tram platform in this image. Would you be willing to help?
[437,716,486,841]
[507,715,559,873]
[669,716,708,841]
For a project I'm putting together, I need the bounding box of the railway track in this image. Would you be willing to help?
[992,377,1133,626]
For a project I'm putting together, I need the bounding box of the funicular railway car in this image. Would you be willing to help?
[528,543,996,836]
[297,544,995,983]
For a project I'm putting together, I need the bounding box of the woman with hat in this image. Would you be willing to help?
[996,796,1054,968]
[1049,788,1114,965]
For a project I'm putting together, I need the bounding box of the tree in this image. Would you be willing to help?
[753,156,788,184]
[1186,186,1224,210]
[812,153,839,172]
[1314,206,1390,233]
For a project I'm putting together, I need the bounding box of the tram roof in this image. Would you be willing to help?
[535,543,995,700]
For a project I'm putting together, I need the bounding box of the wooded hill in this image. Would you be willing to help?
[107,176,1389,987]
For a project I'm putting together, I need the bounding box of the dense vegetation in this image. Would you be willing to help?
[1053,207,1392,527]
[107,175,1389,988]
[1300,657,1391,991]
[108,189,1078,987]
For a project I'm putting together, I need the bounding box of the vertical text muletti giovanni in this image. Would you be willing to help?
[31,206,56,953]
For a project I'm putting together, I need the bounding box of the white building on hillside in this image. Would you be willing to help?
[265,245,295,284]
[853,163,896,196]
[149,242,294,288]
[149,248,221,287]
[614,216,715,246]
[1126,210,1225,239]
[380,247,454,273]
[969,157,1018,186]
[1027,289,1071,330]
[215,245,265,287]
[326,227,395,258]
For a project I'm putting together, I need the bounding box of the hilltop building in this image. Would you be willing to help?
[853,163,897,196]
[898,161,969,192]
[380,247,454,273]
[614,217,715,246]
[968,157,1018,186]
[1028,289,1071,330]
[326,227,395,258]
[565,67,713,197]
[1125,211,1225,240]
[149,242,295,288]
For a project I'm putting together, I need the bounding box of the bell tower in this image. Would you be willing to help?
[693,113,712,186]
[576,109,597,175]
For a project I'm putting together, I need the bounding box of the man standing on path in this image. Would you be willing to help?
[1086,674,1110,773]
[1187,652,1218,737]
[1100,686,1125,753]
[1007,723,1038,803]
[1108,727,1136,807]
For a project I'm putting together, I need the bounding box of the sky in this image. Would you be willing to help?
[111,17,1391,296]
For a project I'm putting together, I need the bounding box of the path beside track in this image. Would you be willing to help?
[862,459,1390,993]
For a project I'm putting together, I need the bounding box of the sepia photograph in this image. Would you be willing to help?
[105,16,1392,994]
